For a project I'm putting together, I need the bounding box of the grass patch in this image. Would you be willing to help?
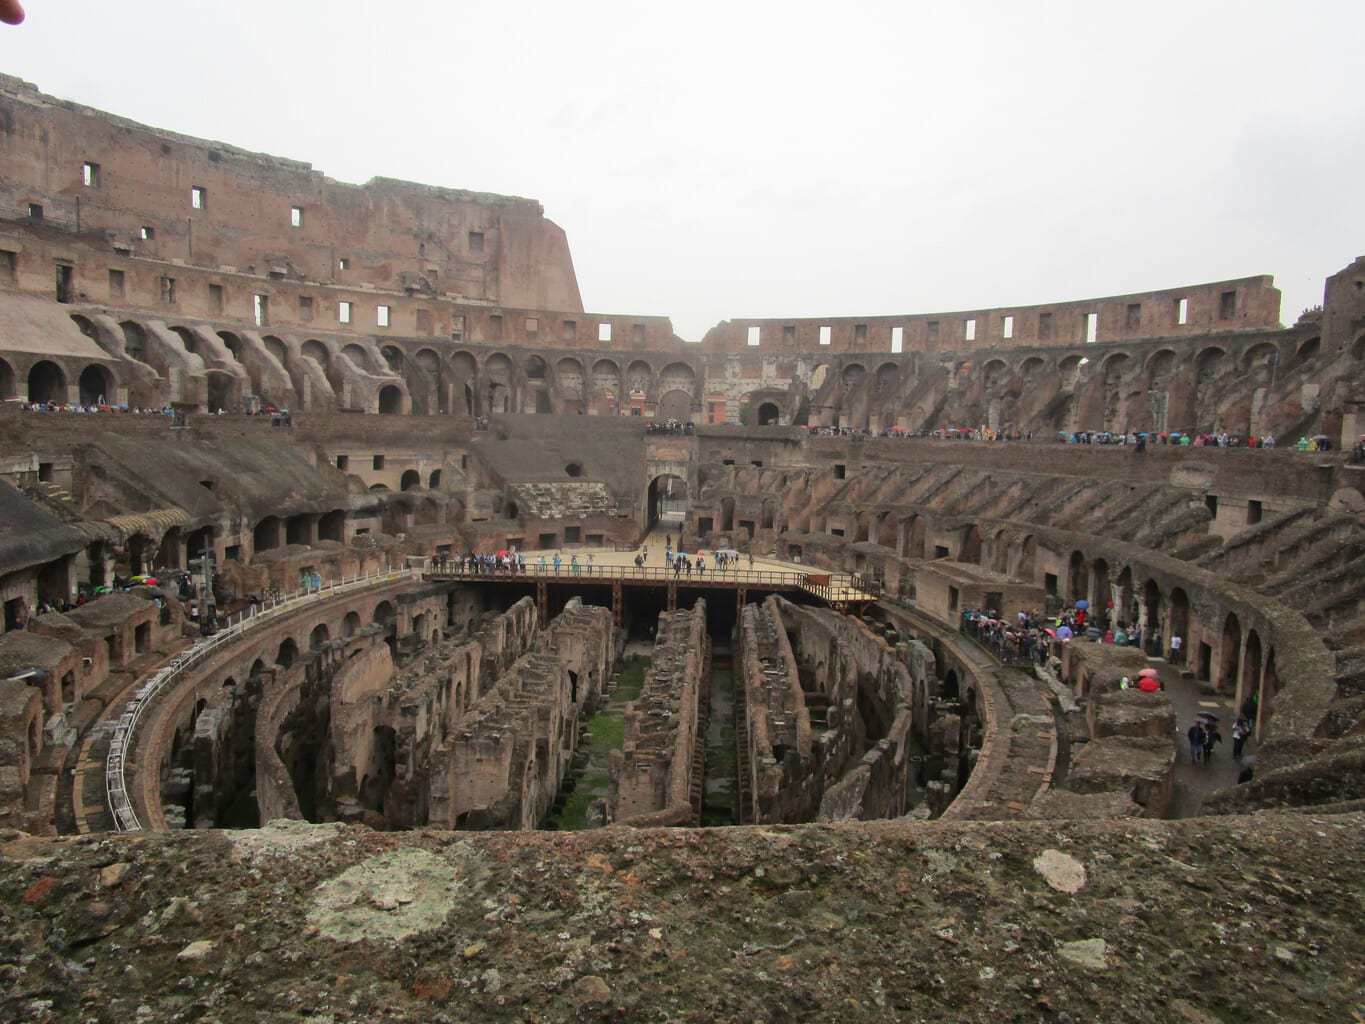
[586,712,625,750]
[551,772,612,830]
[614,655,649,702]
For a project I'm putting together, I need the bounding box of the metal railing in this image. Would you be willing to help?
[422,559,879,600]
[105,566,413,832]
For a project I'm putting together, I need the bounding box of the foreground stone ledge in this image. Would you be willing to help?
[3,813,1362,1023]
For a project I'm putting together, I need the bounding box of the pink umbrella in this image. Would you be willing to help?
[1138,677,1160,693]
[1138,667,1160,678]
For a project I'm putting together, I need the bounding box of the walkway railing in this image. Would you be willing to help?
[105,566,413,832]
[422,559,880,601]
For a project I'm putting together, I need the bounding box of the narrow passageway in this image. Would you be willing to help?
[700,636,738,825]
[1150,657,1245,817]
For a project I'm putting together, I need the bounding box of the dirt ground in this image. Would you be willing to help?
[3,812,1362,1023]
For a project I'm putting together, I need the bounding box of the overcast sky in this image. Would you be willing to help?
[7,0,1363,339]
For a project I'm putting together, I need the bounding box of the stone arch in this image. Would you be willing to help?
[205,370,240,413]
[591,359,622,404]
[1017,534,1037,580]
[0,356,14,399]
[413,347,445,414]
[555,357,585,401]
[1196,346,1228,374]
[1146,348,1177,381]
[120,321,149,362]
[1019,356,1048,385]
[756,401,780,426]
[1242,627,1263,711]
[377,385,402,414]
[1293,335,1321,365]
[429,469,442,489]
[1057,353,1084,390]
[27,360,66,404]
[1068,550,1088,602]
[875,361,900,391]
[262,335,288,366]
[168,325,199,355]
[485,352,514,413]
[400,469,421,491]
[1219,612,1242,693]
[524,354,547,380]
[309,623,331,650]
[626,359,653,396]
[215,331,243,364]
[381,345,404,373]
[981,358,1008,392]
[959,525,983,564]
[658,362,696,399]
[657,388,692,421]
[841,362,867,388]
[1241,342,1278,385]
[78,364,114,405]
[373,600,396,626]
[1168,589,1190,669]
[301,339,331,370]
[253,516,282,552]
[276,637,299,668]
[809,363,832,391]
[1142,579,1163,656]
[341,342,369,368]
[342,611,361,637]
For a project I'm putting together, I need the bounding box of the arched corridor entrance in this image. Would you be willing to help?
[27,360,66,404]
[756,401,780,426]
[646,474,687,529]
[79,364,113,406]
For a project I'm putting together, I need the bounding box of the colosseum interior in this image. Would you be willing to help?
[1,71,1363,1021]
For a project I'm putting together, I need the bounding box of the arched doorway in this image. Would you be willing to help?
[756,402,780,426]
[78,364,113,406]
[27,360,66,404]
[206,371,240,413]
[1069,551,1088,603]
[373,600,397,655]
[1242,629,1262,712]
[1090,559,1110,626]
[309,623,330,650]
[647,474,687,530]
[1168,587,1190,665]
[1219,612,1241,694]
[378,385,402,414]
[276,638,299,668]
[342,611,361,637]
[1142,579,1164,656]
[0,357,15,399]
[959,525,983,564]
[400,469,421,491]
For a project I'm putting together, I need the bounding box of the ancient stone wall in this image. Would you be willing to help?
[611,599,708,825]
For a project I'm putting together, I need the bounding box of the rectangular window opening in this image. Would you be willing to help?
[468,230,484,253]
[819,325,832,346]
[339,300,352,324]
[82,162,101,188]
[140,225,155,240]
[191,186,206,210]
[632,323,646,343]
[1039,311,1054,340]
[160,276,176,305]
[1219,290,1236,320]
[1002,315,1014,340]
[253,293,268,327]
[782,324,795,342]
[927,320,940,341]
[373,455,385,470]
[338,257,350,271]
[108,268,125,297]
[488,314,503,340]
[964,318,976,342]
[746,325,761,347]
[891,326,904,353]
[854,323,868,342]
[336,455,349,471]
[0,250,16,283]
[1084,312,1098,343]
[298,295,314,320]
[290,206,303,228]
[1205,495,1218,517]
[561,319,576,340]
[1176,297,1189,325]
[1126,303,1141,330]
[1247,499,1263,525]
[28,203,43,220]
[833,463,846,480]
[525,317,539,336]
[377,304,391,328]
[598,322,612,342]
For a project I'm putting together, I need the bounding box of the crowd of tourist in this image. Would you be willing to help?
[646,419,695,435]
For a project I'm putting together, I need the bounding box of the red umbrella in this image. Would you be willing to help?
[1138,677,1160,693]
[496,549,508,558]
[1138,667,1160,678]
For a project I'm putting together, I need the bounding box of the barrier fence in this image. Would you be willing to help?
[105,567,413,832]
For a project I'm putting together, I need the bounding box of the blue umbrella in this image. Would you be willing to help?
[1074,599,1089,609]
